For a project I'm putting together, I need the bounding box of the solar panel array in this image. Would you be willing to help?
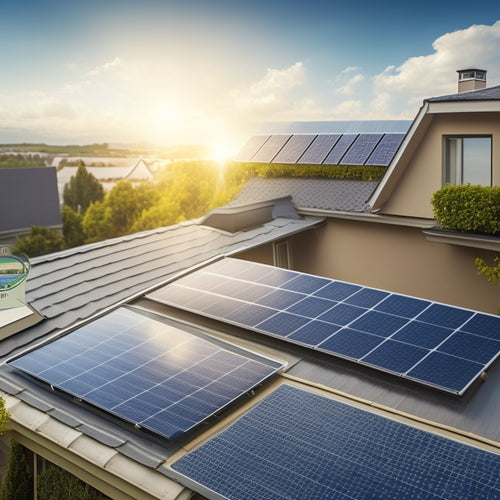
[172,384,500,500]
[149,258,500,395]
[235,133,405,166]
[9,308,282,440]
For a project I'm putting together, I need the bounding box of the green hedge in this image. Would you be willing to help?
[233,162,385,181]
[431,184,500,235]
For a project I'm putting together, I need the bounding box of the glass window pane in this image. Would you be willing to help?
[462,138,491,185]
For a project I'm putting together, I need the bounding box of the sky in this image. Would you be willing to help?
[0,0,499,156]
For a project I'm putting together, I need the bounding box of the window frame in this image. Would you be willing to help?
[443,135,492,186]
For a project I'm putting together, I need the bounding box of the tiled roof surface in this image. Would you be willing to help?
[229,177,377,212]
[426,84,500,101]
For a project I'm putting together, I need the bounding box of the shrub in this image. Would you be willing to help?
[37,466,103,500]
[431,184,500,235]
[233,162,385,181]
[0,440,33,500]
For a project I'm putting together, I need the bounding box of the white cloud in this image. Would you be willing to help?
[86,57,122,77]
[341,66,360,74]
[336,74,364,95]
[372,21,500,115]
[249,62,305,95]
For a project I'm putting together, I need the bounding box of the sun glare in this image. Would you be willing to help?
[210,143,233,163]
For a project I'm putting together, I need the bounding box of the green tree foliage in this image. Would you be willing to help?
[0,398,9,435]
[13,226,65,258]
[431,184,500,235]
[0,154,46,168]
[62,206,85,248]
[475,255,500,314]
[0,440,33,500]
[63,165,105,213]
[37,466,103,500]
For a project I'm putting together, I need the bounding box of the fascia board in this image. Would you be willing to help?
[427,101,500,113]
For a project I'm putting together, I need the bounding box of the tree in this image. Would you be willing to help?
[13,226,65,258]
[0,440,33,500]
[37,466,103,500]
[475,255,500,313]
[63,165,104,213]
[62,205,85,248]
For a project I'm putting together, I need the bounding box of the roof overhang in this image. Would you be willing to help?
[426,100,500,113]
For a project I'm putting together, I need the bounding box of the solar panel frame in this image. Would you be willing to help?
[271,134,316,164]
[8,307,283,440]
[148,258,500,396]
[171,384,500,500]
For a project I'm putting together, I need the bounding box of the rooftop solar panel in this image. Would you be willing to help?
[9,307,282,440]
[340,134,383,165]
[271,135,316,164]
[249,135,291,162]
[323,134,358,164]
[148,258,500,395]
[297,134,341,164]
[367,133,405,166]
[172,384,500,500]
[233,135,270,162]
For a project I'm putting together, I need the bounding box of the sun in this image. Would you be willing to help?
[210,142,233,163]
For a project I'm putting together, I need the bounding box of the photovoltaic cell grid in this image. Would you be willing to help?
[232,135,270,162]
[148,258,500,395]
[271,135,316,163]
[250,135,291,162]
[8,308,282,440]
[172,384,500,500]
[235,133,405,166]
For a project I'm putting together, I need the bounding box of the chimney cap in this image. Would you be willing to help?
[457,69,487,81]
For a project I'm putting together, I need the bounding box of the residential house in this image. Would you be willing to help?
[0,72,498,499]
[0,167,61,246]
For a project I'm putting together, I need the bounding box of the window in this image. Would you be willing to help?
[444,137,491,186]
[273,240,293,269]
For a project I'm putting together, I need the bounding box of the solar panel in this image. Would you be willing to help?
[340,134,383,165]
[233,135,270,162]
[250,135,291,162]
[323,134,358,164]
[366,133,405,166]
[148,258,500,395]
[297,134,340,164]
[271,135,316,164]
[8,307,282,440]
[172,384,500,500]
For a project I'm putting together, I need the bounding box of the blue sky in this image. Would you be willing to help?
[0,0,499,154]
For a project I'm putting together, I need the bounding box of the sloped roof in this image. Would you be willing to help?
[1,214,323,358]
[0,167,61,233]
[426,84,500,102]
[229,177,377,212]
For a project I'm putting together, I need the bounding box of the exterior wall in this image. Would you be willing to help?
[292,219,499,314]
[381,112,500,218]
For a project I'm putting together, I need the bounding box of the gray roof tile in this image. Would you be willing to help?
[426,84,500,102]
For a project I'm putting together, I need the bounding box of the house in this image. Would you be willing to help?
[0,72,498,499]
[0,167,62,246]
[56,159,154,200]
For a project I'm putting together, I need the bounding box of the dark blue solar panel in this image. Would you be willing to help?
[271,135,316,164]
[340,134,383,165]
[172,385,500,500]
[148,258,500,395]
[297,134,340,164]
[323,134,357,164]
[461,313,500,340]
[234,135,270,162]
[319,328,384,360]
[9,308,282,440]
[250,135,291,162]
[366,133,405,166]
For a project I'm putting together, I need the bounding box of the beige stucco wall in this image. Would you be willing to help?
[289,220,499,314]
[380,112,500,218]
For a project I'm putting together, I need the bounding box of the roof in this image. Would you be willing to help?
[0,167,61,233]
[426,84,500,102]
[229,177,377,212]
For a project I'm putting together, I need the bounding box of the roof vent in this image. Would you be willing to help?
[457,69,487,93]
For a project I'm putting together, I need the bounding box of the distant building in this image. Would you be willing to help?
[0,167,61,246]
